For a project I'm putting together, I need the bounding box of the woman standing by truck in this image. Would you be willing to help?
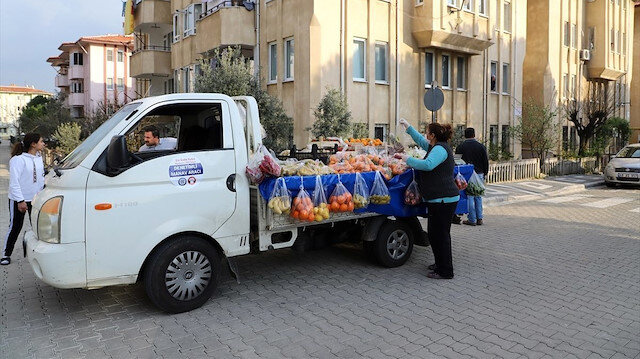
[1,133,45,265]
[396,119,459,279]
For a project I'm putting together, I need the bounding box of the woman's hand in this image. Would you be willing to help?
[394,153,409,162]
[399,118,410,131]
[17,202,27,213]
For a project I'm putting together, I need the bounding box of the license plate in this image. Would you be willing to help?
[617,173,638,179]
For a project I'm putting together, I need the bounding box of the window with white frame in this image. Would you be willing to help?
[610,28,615,52]
[463,0,473,11]
[375,42,388,83]
[588,27,595,51]
[622,32,626,55]
[571,24,577,48]
[284,38,294,81]
[490,61,497,92]
[183,67,191,92]
[107,78,114,90]
[456,56,466,90]
[353,38,366,81]
[425,52,434,87]
[503,2,511,32]
[479,0,486,15]
[564,22,571,47]
[117,78,124,91]
[502,63,510,94]
[173,14,180,42]
[441,54,450,88]
[563,74,569,98]
[268,42,277,83]
[107,49,113,62]
[447,0,456,6]
[73,52,83,65]
[71,81,83,93]
[570,75,576,100]
[182,4,201,38]
[117,50,124,62]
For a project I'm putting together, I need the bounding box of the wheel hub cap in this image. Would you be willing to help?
[387,230,409,260]
[165,251,212,301]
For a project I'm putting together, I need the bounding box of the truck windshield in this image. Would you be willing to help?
[58,103,141,169]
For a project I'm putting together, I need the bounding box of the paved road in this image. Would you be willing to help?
[1,141,639,358]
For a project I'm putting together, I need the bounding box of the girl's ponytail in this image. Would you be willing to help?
[10,142,24,157]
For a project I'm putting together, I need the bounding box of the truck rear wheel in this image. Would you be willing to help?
[374,221,414,268]
[144,236,220,313]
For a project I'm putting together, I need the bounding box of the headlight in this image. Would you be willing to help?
[38,196,63,244]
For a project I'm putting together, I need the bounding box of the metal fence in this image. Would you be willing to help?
[486,156,599,184]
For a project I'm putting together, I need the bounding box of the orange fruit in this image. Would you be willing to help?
[330,202,339,212]
[308,213,315,222]
[300,209,309,218]
[347,202,354,211]
[339,204,348,212]
[292,211,299,219]
[337,194,345,204]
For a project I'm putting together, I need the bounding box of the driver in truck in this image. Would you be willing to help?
[138,125,177,152]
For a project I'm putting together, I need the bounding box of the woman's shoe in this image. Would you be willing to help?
[427,271,453,279]
[0,257,10,265]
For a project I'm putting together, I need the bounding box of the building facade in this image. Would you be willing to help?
[131,0,527,157]
[47,35,136,118]
[0,85,52,139]
[523,0,635,153]
[631,2,640,143]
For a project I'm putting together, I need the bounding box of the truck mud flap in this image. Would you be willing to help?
[226,256,240,284]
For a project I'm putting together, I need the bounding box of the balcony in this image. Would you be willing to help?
[68,93,84,107]
[195,3,255,55]
[55,74,69,87]
[68,65,84,80]
[130,46,172,78]
[133,0,171,32]
[412,4,493,55]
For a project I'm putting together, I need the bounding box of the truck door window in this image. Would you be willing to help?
[125,103,225,160]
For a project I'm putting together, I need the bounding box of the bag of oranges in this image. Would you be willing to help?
[267,177,291,215]
[290,180,315,222]
[328,176,355,213]
[353,172,370,209]
[312,175,330,222]
[370,171,391,204]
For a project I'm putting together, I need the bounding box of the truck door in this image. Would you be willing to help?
[84,101,237,283]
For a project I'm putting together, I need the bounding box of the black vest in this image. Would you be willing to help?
[417,142,460,201]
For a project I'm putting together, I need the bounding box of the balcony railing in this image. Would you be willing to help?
[195,3,255,54]
[55,74,69,87]
[133,0,171,31]
[199,1,247,19]
[130,47,172,78]
[132,45,171,55]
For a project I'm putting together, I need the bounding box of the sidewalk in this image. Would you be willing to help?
[484,174,605,207]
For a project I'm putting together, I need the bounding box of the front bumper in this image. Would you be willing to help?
[24,230,87,288]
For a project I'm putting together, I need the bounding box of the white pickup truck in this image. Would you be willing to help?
[24,94,427,313]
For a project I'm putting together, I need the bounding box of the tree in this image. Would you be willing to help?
[589,117,630,157]
[18,93,72,138]
[511,99,560,169]
[78,100,122,139]
[311,88,352,139]
[563,85,615,156]
[352,123,368,139]
[194,46,293,152]
[53,122,82,156]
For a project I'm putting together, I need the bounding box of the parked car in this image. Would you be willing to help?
[603,143,640,187]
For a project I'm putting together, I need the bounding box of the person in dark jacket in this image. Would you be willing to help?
[455,128,489,226]
[396,119,459,279]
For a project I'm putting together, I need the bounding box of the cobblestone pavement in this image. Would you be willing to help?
[1,140,639,358]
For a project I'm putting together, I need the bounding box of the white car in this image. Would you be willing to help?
[604,143,640,187]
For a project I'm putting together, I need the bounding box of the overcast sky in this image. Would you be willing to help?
[0,0,125,93]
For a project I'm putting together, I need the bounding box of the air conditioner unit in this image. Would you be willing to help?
[580,49,591,61]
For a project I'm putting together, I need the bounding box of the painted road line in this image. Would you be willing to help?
[539,194,592,204]
[581,197,635,209]
[518,182,553,190]
[630,208,640,213]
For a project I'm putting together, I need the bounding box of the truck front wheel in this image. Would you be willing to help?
[144,236,220,313]
[374,221,414,268]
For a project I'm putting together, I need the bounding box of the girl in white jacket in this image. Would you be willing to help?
[1,133,45,265]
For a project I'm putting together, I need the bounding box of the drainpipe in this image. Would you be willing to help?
[254,0,260,77]
[395,0,399,126]
[483,48,488,143]
[340,0,345,92]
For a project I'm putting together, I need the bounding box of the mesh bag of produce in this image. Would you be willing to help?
[328,176,354,213]
[246,145,281,184]
[267,177,291,215]
[465,171,486,196]
[353,172,370,209]
[404,169,421,206]
[312,176,330,221]
[291,182,315,222]
[370,171,391,204]
[454,170,468,191]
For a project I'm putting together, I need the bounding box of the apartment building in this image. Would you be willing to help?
[47,35,136,118]
[132,0,526,155]
[0,85,52,139]
[523,0,635,153]
[631,2,639,143]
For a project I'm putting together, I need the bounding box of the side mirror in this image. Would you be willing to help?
[107,135,130,174]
